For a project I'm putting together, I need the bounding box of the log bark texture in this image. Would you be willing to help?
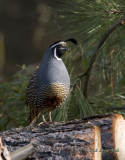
[0,122,101,160]
[0,114,125,160]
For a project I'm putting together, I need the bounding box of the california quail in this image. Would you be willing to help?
[26,38,77,124]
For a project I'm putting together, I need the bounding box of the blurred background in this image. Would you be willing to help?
[0,0,66,78]
[0,0,125,131]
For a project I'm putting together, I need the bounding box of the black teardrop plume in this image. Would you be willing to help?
[65,38,77,45]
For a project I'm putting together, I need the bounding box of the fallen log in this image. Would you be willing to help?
[0,113,125,160]
[0,138,34,160]
[0,122,101,159]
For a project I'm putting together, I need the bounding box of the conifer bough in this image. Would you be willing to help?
[83,16,125,98]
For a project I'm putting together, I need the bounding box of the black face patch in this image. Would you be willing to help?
[56,46,67,58]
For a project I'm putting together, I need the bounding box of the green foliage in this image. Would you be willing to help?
[52,0,125,72]
[51,0,125,111]
[0,65,30,131]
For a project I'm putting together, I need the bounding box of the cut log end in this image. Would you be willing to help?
[87,113,125,160]
[113,114,125,160]
[94,126,101,160]
[0,137,11,160]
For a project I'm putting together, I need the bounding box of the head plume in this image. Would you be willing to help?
[65,38,77,45]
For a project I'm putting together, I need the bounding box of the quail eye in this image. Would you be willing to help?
[53,45,69,60]
[53,46,66,60]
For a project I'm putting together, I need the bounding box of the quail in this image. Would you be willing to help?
[26,38,77,124]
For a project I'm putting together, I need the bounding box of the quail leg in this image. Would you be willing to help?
[41,114,48,124]
[49,112,52,122]
[38,114,48,126]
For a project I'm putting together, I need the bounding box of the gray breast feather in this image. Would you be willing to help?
[37,49,70,87]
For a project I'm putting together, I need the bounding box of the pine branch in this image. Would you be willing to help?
[111,105,125,110]
[105,9,125,15]
[71,73,87,88]
[83,16,125,99]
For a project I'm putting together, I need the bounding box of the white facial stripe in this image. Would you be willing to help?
[54,48,61,60]
[50,42,65,49]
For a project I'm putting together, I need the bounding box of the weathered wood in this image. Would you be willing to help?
[10,143,34,160]
[0,137,34,160]
[0,122,101,160]
[113,114,125,160]
[0,137,11,160]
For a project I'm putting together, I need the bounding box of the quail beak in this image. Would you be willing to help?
[63,47,69,51]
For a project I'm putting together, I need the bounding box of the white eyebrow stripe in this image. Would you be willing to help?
[50,42,64,49]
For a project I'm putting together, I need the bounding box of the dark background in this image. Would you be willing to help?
[0,0,64,79]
